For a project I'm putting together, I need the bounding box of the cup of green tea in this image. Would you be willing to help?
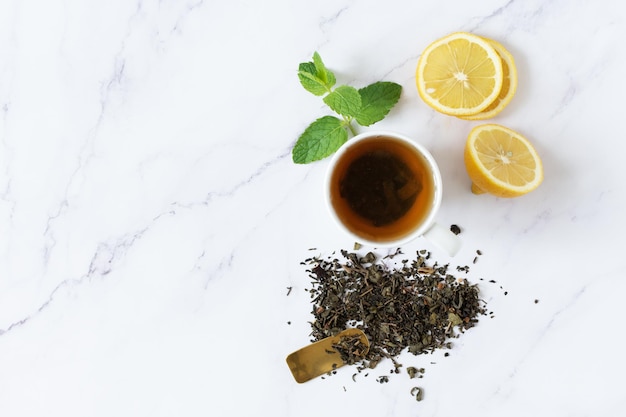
[325,131,460,255]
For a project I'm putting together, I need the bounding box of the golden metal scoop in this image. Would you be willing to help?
[286,328,370,383]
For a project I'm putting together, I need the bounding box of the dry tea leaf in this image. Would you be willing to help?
[303,249,488,379]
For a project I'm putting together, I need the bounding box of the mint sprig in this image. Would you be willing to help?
[292,52,402,164]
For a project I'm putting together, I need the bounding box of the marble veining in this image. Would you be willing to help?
[2,0,626,416]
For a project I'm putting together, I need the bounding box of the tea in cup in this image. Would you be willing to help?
[325,131,460,255]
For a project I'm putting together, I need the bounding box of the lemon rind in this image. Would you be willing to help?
[464,124,543,197]
[416,32,504,116]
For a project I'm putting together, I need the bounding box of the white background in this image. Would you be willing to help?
[1,0,624,416]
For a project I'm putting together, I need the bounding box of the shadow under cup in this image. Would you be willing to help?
[327,133,442,247]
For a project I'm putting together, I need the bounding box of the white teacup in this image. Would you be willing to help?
[325,131,460,256]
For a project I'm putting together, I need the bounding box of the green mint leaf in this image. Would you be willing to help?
[298,62,328,96]
[312,52,336,89]
[292,116,348,164]
[355,81,402,126]
[323,85,362,117]
[297,53,336,96]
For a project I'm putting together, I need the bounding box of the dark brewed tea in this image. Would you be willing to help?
[329,135,435,242]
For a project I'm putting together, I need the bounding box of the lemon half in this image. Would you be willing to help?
[464,124,543,197]
[416,32,503,116]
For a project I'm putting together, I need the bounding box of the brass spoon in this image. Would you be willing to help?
[286,328,370,383]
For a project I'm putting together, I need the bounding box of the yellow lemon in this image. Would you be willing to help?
[416,32,503,116]
[464,124,543,197]
[460,38,518,120]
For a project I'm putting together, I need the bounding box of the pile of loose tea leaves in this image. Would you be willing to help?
[331,333,369,365]
[303,249,488,377]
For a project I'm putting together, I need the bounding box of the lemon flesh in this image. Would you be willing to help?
[464,124,543,197]
[460,38,518,120]
[417,32,503,116]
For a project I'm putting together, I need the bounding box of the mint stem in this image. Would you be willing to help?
[342,116,357,137]
[347,121,357,136]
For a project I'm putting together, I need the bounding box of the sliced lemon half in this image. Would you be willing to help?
[464,124,543,197]
[416,32,503,116]
[460,38,518,120]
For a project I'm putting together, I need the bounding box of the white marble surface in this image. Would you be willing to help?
[1,0,625,415]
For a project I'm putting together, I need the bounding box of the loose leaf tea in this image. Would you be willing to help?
[410,386,424,401]
[331,333,369,365]
[406,366,425,379]
[303,249,487,378]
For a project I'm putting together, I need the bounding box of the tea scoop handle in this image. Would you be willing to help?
[422,222,461,257]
